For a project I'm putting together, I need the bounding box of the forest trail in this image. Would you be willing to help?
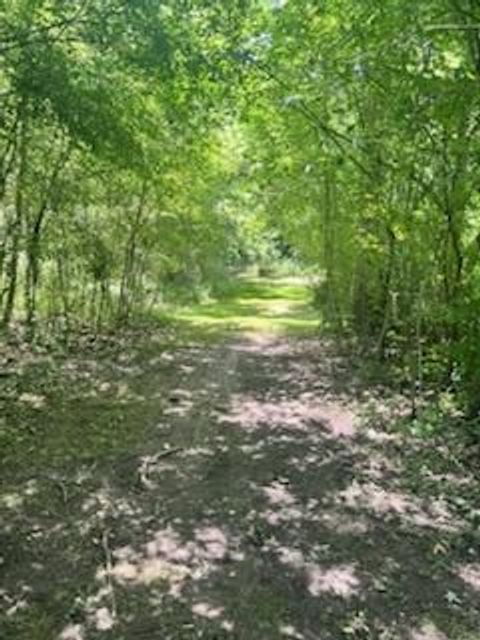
[1,279,480,640]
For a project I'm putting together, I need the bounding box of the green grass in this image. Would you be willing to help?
[162,276,320,336]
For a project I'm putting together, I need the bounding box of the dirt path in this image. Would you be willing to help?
[1,279,480,640]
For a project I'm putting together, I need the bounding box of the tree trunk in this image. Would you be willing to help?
[24,143,69,336]
[376,225,396,360]
[2,116,28,326]
[118,181,148,323]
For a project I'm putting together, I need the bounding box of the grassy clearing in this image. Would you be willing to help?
[163,276,320,336]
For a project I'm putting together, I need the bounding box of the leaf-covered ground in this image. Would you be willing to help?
[1,278,480,640]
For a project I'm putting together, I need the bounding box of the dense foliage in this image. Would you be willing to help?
[0,0,261,331]
[1,0,479,419]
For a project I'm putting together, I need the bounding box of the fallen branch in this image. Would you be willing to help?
[138,447,184,489]
[39,473,70,504]
[154,446,184,461]
[101,528,117,620]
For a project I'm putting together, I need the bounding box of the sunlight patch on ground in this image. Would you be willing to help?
[258,480,304,526]
[60,624,85,640]
[279,623,305,639]
[456,564,480,593]
[337,480,464,532]
[263,532,362,600]
[104,525,244,598]
[262,481,297,507]
[220,393,357,438]
[307,564,360,598]
[165,277,319,336]
[319,511,370,535]
[409,622,449,639]
[191,601,235,631]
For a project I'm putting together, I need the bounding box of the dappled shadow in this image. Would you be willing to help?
[1,327,480,639]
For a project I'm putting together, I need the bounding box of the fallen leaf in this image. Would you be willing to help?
[433,542,449,556]
[444,590,461,605]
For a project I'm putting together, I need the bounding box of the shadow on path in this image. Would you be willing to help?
[1,280,479,640]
